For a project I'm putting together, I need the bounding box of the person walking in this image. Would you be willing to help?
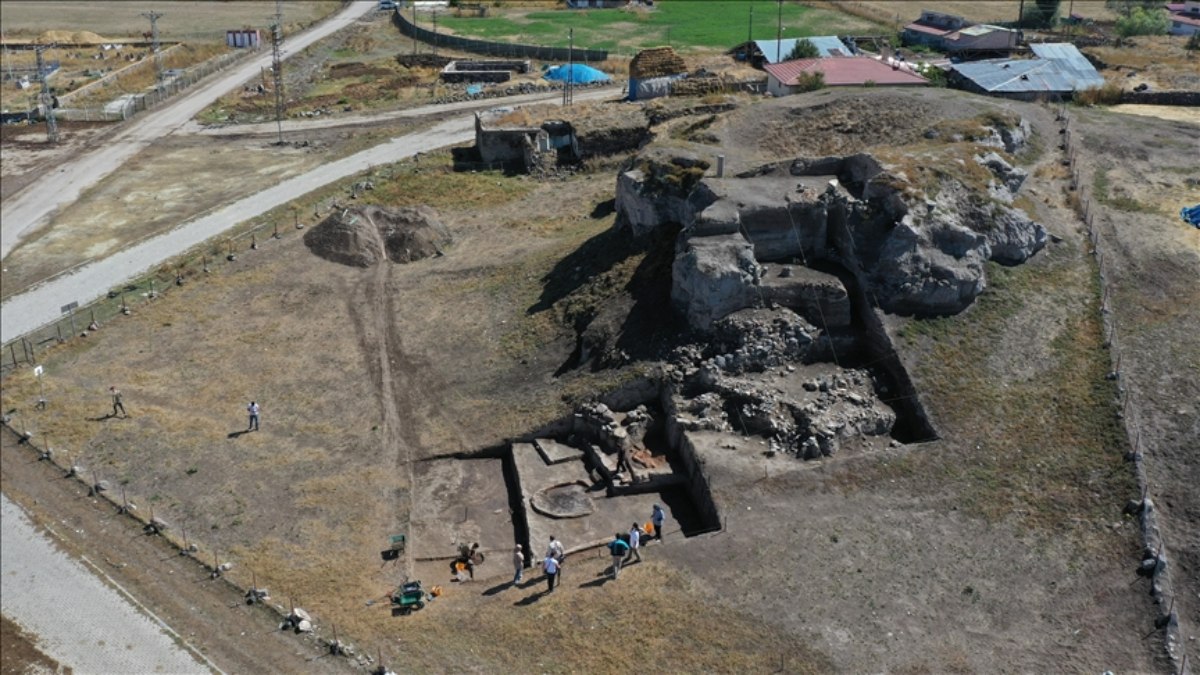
[608,533,630,579]
[625,522,643,564]
[247,401,260,431]
[512,544,525,584]
[651,503,666,542]
[109,386,127,418]
[542,554,562,592]
[547,535,565,580]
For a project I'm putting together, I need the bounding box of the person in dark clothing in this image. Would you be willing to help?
[110,386,127,418]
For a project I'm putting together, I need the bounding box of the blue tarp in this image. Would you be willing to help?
[543,63,611,84]
[1183,204,1200,228]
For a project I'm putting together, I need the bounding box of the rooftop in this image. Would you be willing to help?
[752,36,854,63]
[764,57,929,87]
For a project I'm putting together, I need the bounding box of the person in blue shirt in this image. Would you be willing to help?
[608,533,631,579]
[542,554,562,592]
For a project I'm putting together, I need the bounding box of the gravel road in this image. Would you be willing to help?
[0,87,613,344]
[1,493,214,674]
[0,0,376,260]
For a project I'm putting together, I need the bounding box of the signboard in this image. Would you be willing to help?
[60,301,78,314]
[33,365,43,377]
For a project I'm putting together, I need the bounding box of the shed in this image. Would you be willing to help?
[728,36,855,68]
[949,44,1103,100]
[628,46,687,101]
[941,24,1019,56]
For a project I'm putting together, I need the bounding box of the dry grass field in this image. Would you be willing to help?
[0,1,342,43]
[4,87,1192,672]
[817,0,1120,28]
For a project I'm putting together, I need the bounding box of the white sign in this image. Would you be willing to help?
[33,365,43,377]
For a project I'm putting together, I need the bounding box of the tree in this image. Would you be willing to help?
[786,38,819,61]
[1114,7,1170,37]
[1105,0,1161,18]
[1022,0,1061,28]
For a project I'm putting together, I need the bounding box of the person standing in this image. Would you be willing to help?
[247,401,260,431]
[651,504,666,542]
[608,533,630,579]
[616,445,637,481]
[513,544,525,584]
[542,554,562,592]
[547,535,565,581]
[625,523,643,564]
[109,386,127,418]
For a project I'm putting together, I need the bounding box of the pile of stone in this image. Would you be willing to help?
[303,205,450,268]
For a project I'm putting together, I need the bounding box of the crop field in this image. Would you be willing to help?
[0,1,341,43]
[430,0,887,55]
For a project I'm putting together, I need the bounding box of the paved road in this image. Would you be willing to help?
[0,0,377,260]
[1,494,214,674]
[0,87,614,344]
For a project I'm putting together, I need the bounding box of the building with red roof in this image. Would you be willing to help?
[763,57,928,96]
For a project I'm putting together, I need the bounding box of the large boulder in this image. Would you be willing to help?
[672,233,762,330]
[615,151,712,238]
[871,214,989,316]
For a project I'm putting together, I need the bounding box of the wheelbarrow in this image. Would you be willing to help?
[390,580,428,615]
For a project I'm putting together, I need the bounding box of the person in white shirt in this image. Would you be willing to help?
[542,554,562,592]
[625,523,642,563]
[247,401,260,431]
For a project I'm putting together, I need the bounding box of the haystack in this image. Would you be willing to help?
[303,205,450,267]
[628,46,687,79]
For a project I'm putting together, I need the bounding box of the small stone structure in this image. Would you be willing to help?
[474,104,650,172]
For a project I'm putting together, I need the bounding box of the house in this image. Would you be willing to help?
[1167,1,1200,35]
[727,36,856,68]
[628,46,688,101]
[902,11,970,47]
[948,43,1103,100]
[763,57,928,96]
[902,10,1019,57]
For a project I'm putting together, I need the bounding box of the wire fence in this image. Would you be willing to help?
[55,49,252,123]
[0,194,343,379]
[1058,104,1186,670]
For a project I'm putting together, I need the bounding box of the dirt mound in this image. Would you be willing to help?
[38,30,108,44]
[303,205,450,267]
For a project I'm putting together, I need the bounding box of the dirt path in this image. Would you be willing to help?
[0,0,376,261]
[0,430,354,674]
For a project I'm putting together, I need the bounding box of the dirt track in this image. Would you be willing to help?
[0,0,376,260]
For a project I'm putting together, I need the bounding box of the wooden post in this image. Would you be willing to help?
[10,342,17,368]
[56,324,63,343]
[251,233,258,250]
[273,222,280,239]
[120,486,128,513]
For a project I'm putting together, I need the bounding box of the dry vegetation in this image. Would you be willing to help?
[811,0,1120,28]
[0,1,342,43]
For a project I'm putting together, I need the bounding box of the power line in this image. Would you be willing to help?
[35,45,58,144]
[270,0,284,145]
[140,11,164,91]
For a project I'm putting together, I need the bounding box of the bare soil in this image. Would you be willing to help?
[0,117,423,299]
[0,613,70,675]
[1,88,1194,672]
[0,121,114,202]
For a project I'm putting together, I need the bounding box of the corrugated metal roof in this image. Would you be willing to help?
[765,57,928,86]
[754,36,852,63]
[951,51,1104,93]
[1030,43,1092,69]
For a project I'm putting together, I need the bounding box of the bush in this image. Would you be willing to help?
[793,71,825,93]
[1187,31,1200,51]
[1114,7,1170,37]
[786,38,819,61]
[1075,82,1123,105]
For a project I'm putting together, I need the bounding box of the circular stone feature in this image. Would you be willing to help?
[530,482,594,519]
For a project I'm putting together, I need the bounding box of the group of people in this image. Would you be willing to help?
[516,503,667,593]
[104,386,262,432]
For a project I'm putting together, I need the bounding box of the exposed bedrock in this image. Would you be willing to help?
[616,136,1045,323]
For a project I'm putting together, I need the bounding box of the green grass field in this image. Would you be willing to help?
[428,0,886,55]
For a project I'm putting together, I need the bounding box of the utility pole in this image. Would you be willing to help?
[35,45,58,143]
[748,4,754,45]
[432,9,438,57]
[776,0,783,64]
[412,3,418,55]
[270,0,284,145]
[565,27,574,107]
[140,11,164,91]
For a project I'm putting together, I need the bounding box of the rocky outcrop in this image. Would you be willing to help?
[615,151,711,238]
[671,233,762,330]
[759,264,852,329]
[304,205,450,267]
